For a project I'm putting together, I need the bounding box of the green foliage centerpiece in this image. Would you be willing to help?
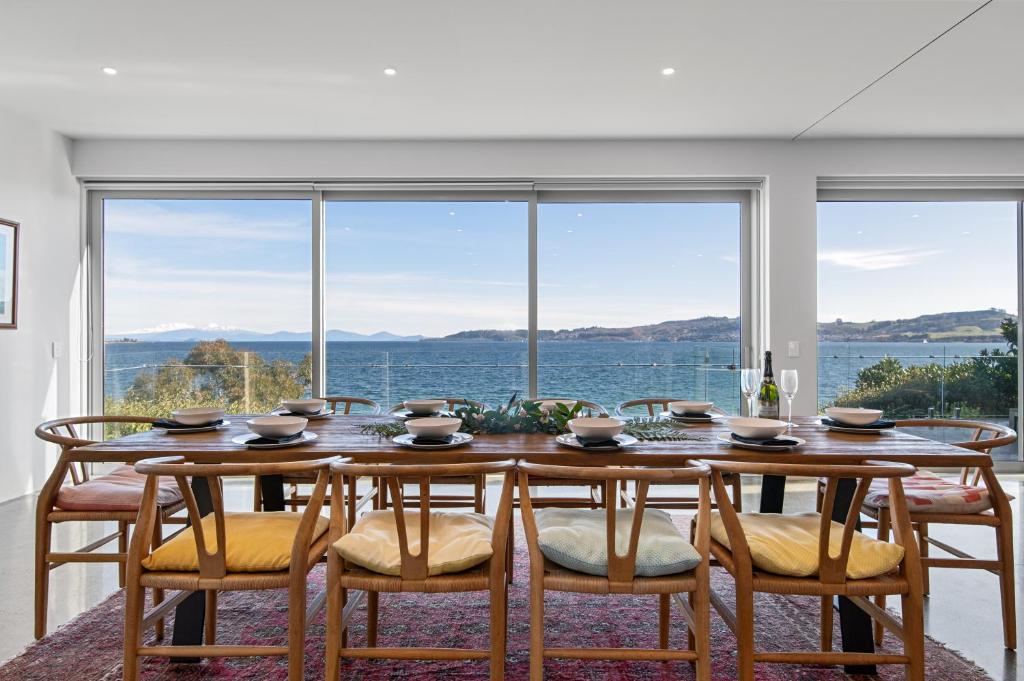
[361,393,706,442]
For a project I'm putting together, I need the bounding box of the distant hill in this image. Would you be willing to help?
[106,326,423,343]
[817,309,1015,343]
[433,316,741,342]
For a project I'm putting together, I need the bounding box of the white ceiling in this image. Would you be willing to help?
[0,0,1018,140]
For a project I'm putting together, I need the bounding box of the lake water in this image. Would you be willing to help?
[104,339,1010,415]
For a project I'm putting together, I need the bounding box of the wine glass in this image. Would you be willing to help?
[740,367,761,417]
[780,369,799,428]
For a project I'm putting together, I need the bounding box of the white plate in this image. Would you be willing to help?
[555,433,639,451]
[393,409,453,420]
[659,411,722,424]
[392,432,474,450]
[231,431,318,449]
[272,408,331,420]
[820,419,891,435]
[154,420,231,434]
[716,432,805,451]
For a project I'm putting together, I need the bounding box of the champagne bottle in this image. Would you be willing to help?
[758,350,780,419]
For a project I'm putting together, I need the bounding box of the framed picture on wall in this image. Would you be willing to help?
[0,218,18,329]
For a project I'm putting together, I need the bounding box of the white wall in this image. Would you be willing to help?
[0,109,81,503]
[72,137,1024,420]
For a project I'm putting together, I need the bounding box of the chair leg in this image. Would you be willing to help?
[123,582,144,681]
[287,576,307,681]
[730,474,743,512]
[151,515,165,640]
[693,586,711,681]
[873,508,891,645]
[917,522,930,596]
[325,551,342,679]
[34,518,52,639]
[996,518,1017,649]
[687,590,696,653]
[205,590,218,645]
[901,590,925,681]
[506,515,515,585]
[659,593,670,648]
[117,520,128,587]
[475,475,486,514]
[820,597,833,651]
[253,475,263,511]
[529,575,544,681]
[367,591,379,647]
[490,576,507,680]
[735,582,756,681]
[289,485,299,513]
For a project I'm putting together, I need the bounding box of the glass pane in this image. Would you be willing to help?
[325,200,528,409]
[817,200,1019,460]
[103,199,313,432]
[537,202,743,415]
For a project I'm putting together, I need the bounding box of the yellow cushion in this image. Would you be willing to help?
[333,510,493,576]
[142,511,329,573]
[709,511,905,579]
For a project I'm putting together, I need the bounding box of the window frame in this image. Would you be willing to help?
[86,182,760,417]
[816,187,1024,465]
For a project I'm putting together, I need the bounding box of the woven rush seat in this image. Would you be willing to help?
[862,469,1011,514]
[710,511,905,579]
[55,465,183,512]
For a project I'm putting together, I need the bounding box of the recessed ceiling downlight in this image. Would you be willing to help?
[383,67,397,76]
[661,67,676,76]
[101,66,118,75]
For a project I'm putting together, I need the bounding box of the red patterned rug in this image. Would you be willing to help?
[0,522,993,681]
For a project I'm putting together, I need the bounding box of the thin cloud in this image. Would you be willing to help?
[105,202,308,242]
[817,248,942,271]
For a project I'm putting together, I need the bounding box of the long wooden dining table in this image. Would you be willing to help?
[73,414,1000,674]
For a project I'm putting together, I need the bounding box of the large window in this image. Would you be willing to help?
[96,187,752,418]
[537,200,743,413]
[103,198,312,418]
[325,200,528,409]
[817,199,1021,460]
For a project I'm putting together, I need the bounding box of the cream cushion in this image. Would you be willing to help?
[710,511,905,579]
[535,507,701,577]
[143,511,329,573]
[333,510,493,576]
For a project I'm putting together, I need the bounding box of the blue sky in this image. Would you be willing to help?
[104,198,1016,336]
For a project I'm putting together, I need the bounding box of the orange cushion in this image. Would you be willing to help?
[55,465,183,512]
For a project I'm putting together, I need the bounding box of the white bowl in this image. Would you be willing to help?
[727,417,788,439]
[246,415,307,438]
[404,399,447,415]
[405,417,462,439]
[825,407,884,426]
[171,407,225,426]
[568,417,625,440]
[281,398,326,415]
[537,399,577,413]
[669,400,714,416]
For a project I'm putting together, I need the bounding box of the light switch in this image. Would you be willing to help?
[787,340,800,358]
[51,341,63,359]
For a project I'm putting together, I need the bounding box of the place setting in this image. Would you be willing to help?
[271,398,332,420]
[151,407,230,434]
[392,399,455,420]
[820,406,896,434]
[717,416,805,451]
[231,415,318,449]
[555,417,639,451]
[392,416,474,449]
[659,400,723,424]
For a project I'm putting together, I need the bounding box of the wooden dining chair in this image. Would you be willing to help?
[325,459,516,680]
[382,398,491,513]
[265,396,382,513]
[123,455,339,681]
[518,460,712,680]
[615,397,742,512]
[33,416,188,640]
[819,418,1017,649]
[513,397,610,509]
[709,459,924,680]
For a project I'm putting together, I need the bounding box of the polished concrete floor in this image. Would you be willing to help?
[2,476,1022,679]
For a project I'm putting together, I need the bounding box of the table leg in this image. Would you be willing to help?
[831,477,876,675]
[758,474,786,513]
[171,476,213,661]
[259,474,286,512]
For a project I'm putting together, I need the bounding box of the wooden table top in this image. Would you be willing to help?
[72,415,989,469]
